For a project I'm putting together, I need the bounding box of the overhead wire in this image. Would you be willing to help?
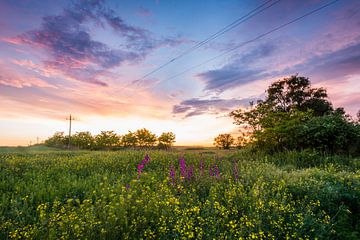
[161,0,340,84]
[136,0,282,82]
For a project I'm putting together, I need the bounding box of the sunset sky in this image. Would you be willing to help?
[0,0,359,146]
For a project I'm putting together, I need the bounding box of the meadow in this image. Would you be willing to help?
[0,147,359,239]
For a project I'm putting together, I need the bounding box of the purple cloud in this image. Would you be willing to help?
[286,41,360,80]
[173,97,258,118]
[198,38,360,93]
[13,0,182,86]
[197,42,277,93]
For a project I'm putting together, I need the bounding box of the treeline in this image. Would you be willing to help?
[214,75,360,155]
[45,128,175,150]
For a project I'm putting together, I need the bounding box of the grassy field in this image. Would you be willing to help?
[0,147,359,239]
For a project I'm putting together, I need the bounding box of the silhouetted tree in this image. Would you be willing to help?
[214,134,234,149]
[121,131,138,147]
[158,132,176,149]
[230,75,360,153]
[135,128,157,147]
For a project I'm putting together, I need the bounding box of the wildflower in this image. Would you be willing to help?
[126,184,130,190]
[142,154,150,164]
[209,164,220,178]
[187,164,194,180]
[137,154,150,179]
[169,164,176,185]
[137,163,144,178]
[179,156,187,179]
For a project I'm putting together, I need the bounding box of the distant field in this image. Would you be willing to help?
[0,148,359,239]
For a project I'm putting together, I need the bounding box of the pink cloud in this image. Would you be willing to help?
[0,62,57,89]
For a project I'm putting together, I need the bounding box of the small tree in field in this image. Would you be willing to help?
[214,134,234,149]
[121,131,138,147]
[71,131,94,149]
[45,132,66,148]
[135,128,157,147]
[158,132,176,149]
[94,131,120,149]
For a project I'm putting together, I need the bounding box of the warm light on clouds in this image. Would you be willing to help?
[0,0,359,146]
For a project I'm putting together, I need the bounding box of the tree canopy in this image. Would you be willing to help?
[214,133,234,149]
[230,75,360,154]
[45,129,176,150]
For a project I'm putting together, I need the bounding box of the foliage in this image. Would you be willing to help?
[298,113,360,154]
[230,75,360,154]
[121,131,138,148]
[0,149,359,239]
[158,132,176,149]
[214,133,234,149]
[135,128,157,147]
[45,129,176,150]
[44,132,67,148]
[94,131,120,149]
[71,131,94,149]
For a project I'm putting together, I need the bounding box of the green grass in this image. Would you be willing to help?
[0,148,359,239]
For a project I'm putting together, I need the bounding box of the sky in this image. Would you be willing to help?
[0,0,359,146]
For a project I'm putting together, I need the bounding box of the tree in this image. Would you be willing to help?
[94,131,120,149]
[298,113,360,154]
[230,75,359,153]
[71,131,94,149]
[214,134,234,149]
[121,131,138,147]
[158,132,176,149]
[235,131,251,149]
[135,128,157,147]
[44,132,66,148]
[265,75,333,115]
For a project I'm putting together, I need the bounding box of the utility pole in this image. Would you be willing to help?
[66,114,75,149]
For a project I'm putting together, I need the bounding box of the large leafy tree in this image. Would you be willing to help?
[265,75,333,115]
[230,75,359,153]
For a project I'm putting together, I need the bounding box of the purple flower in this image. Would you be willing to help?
[209,164,220,178]
[137,154,150,179]
[169,164,176,185]
[141,154,150,165]
[187,164,194,180]
[137,163,144,178]
[126,184,130,190]
[179,156,187,179]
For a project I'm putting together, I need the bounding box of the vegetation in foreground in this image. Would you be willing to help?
[1,149,359,239]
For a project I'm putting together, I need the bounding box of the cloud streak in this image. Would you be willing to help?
[197,42,277,93]
[173,97,257,118]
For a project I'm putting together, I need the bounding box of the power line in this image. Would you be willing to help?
[136,0,281,82]
[162,0,339,84]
